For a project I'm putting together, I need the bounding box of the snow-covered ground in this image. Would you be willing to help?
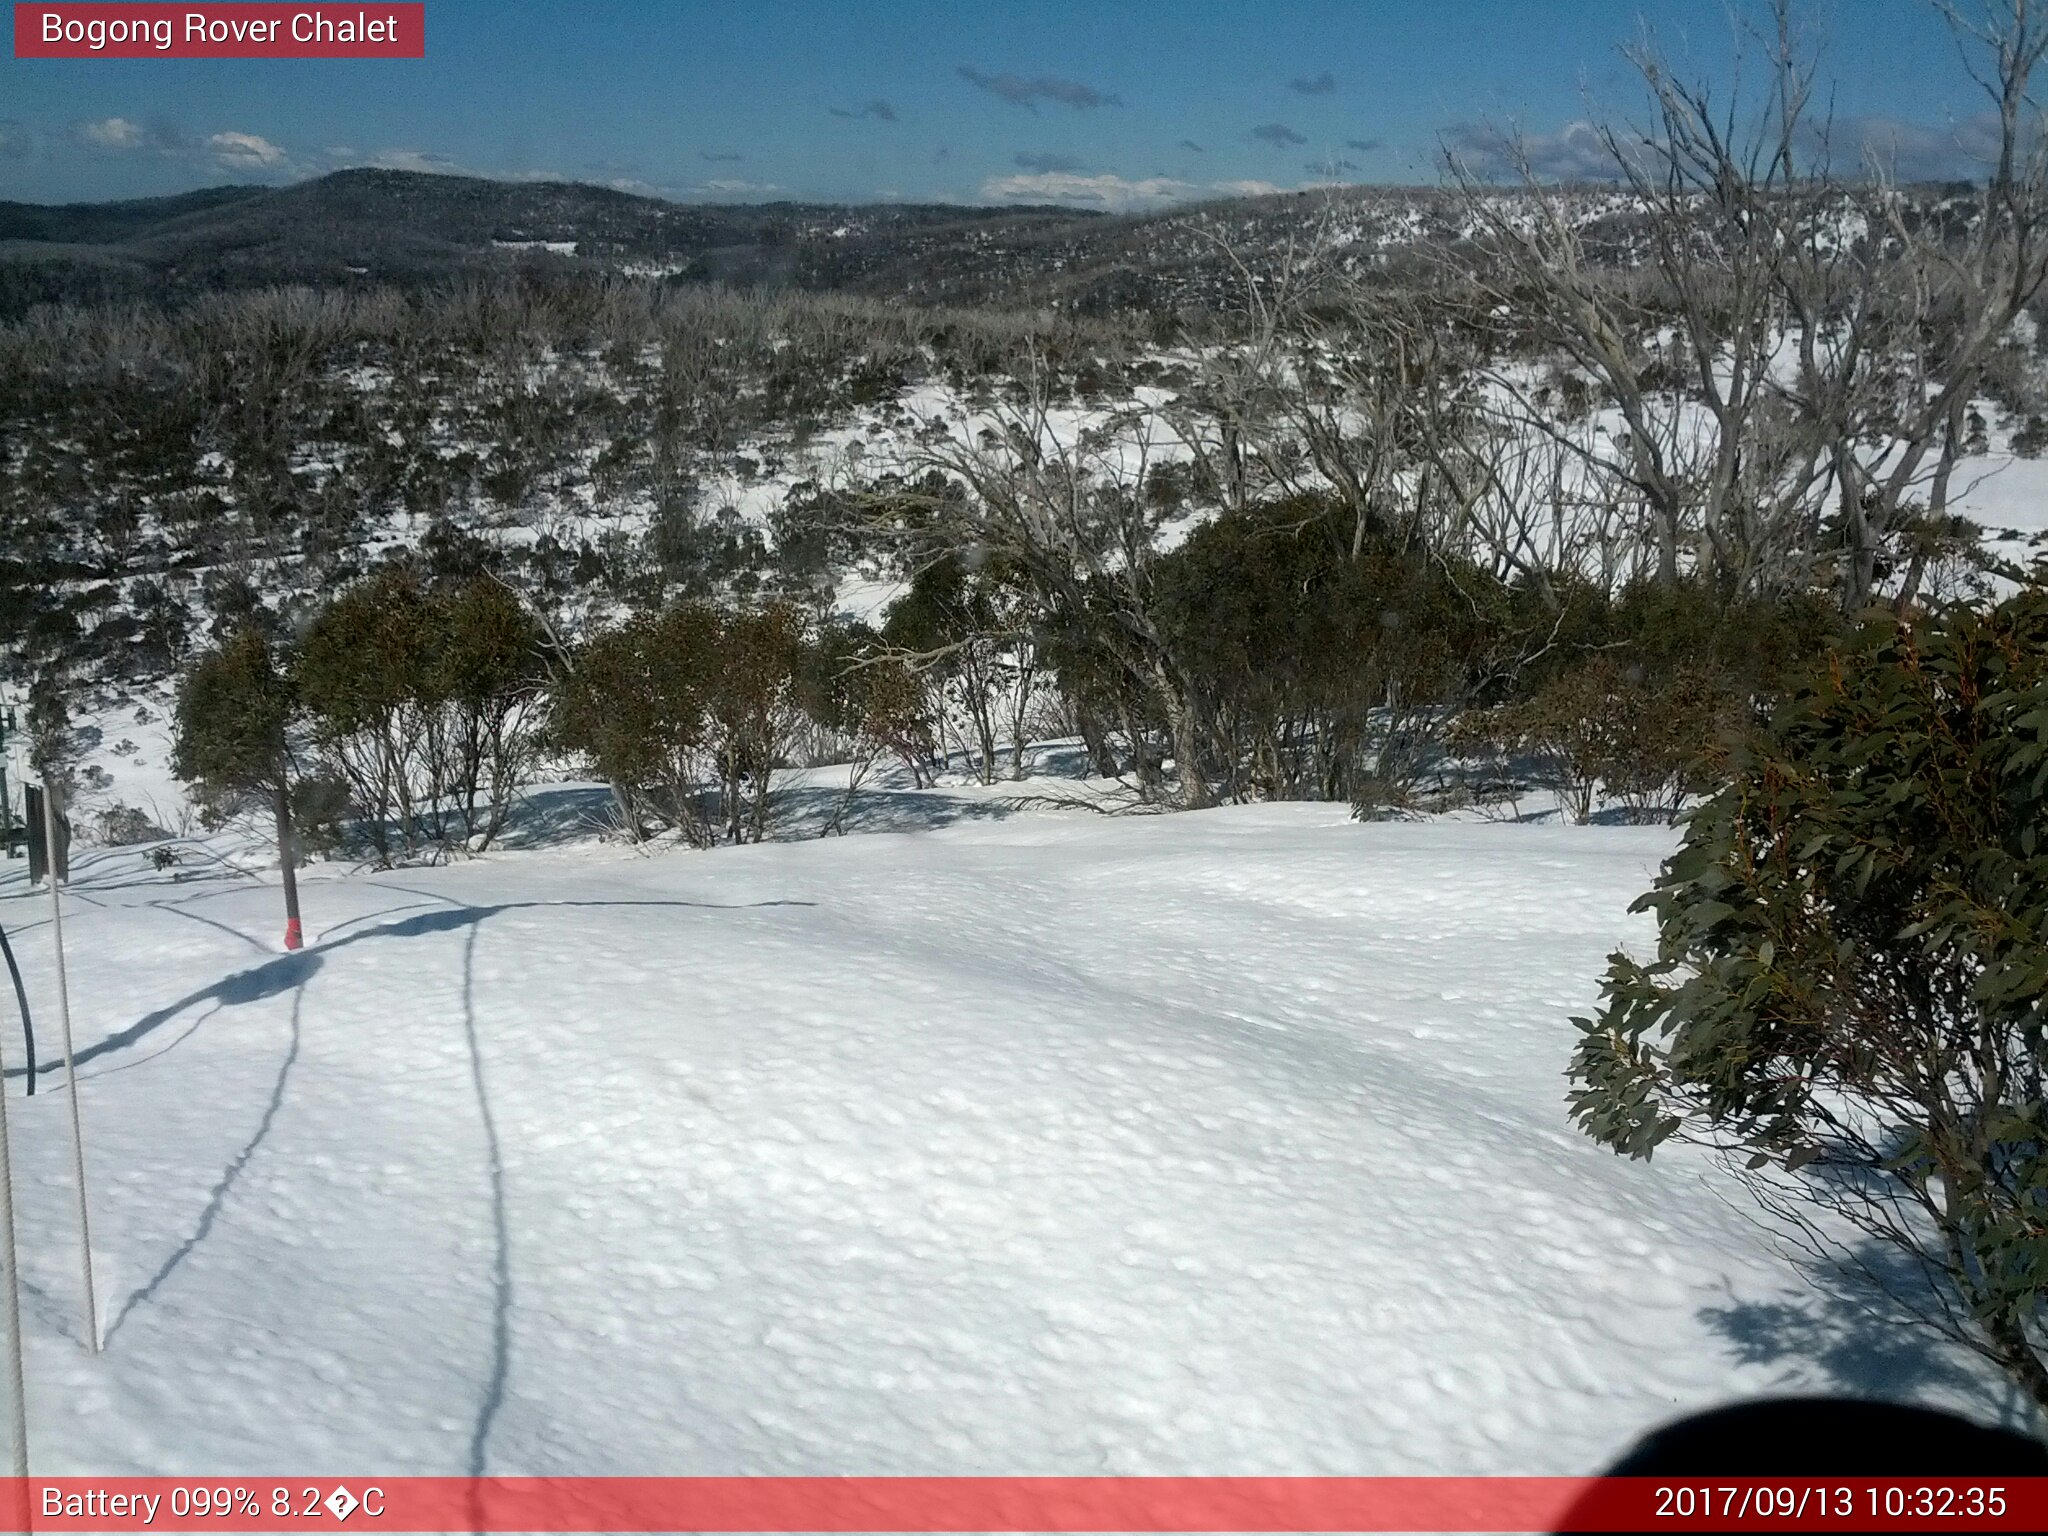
[0,801,2015,1476]
[1953,444,2048,571]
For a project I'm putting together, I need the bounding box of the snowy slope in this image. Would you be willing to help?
[1953,446,2048,570]
[0,806,2014,1476]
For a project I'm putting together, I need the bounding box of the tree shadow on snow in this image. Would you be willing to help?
[469,775,1048,850]
[159,904,272,955]
[773,783,1036,838]
[32,889,812,1412]
[3,950,323,1082]
[103,976,310,1345]
[13,895,809,1083]
[1696,1240,2040,1429]
[485,743,1129,853]
[491,786,622,850]
[459,921,512,1476]
[0,837,270,910]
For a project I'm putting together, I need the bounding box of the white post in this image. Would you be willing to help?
[41,780,99,1354]
[0,1009,28,1476]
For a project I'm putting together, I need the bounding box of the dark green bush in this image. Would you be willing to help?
[1151,500,1501,808]
[1568,584,2048,1408]
[554,600,808,845]
[1457,578,1831,821]
[295,567,545,860]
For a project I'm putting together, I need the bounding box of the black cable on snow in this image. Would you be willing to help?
[0,925,33,1096]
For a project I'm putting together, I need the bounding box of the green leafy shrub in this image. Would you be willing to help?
[171,625,307,940]
[1457,579,1830,822]
[1458,657,1743,824]
[1568,585,2048,1408]
[172,627,298,814]
[553,600,809,845]
[1150,501,1501,809]
[296,567,545,861]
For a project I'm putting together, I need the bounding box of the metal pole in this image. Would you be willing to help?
[0,986,28,1478]
[0,706,14,860]
[42,780,100,1353]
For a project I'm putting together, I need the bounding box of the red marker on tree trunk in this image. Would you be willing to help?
[276,782,302,951]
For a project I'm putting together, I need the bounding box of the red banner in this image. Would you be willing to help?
[1,1476,2045,1532]
[13,4,423,58]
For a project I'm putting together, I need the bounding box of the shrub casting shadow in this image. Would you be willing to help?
[1697,1239,2041,1429]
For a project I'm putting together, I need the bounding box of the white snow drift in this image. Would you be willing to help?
[0,804,2013,1475]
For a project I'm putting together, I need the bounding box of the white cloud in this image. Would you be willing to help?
[693,177,783,195]
[980,171,1311,211]
[980,171,1197,211]
[1443,119,1623,182]
[1827,112,2006,182]
[1445,111,2010,186]
[74,116,146,150]
[208,130,289,170]
[60,114,297,173]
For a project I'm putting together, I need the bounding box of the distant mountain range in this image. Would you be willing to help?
[0,166,1966,320]
[0,169,1110,315]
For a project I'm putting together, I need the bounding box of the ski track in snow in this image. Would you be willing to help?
[0,807,2014,1474]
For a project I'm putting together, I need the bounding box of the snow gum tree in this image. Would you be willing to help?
[171,627,306,948]
[896,367,1216,809]
[882,553,1039,785]
[1568,583,2048,1409]
[705,603,808,845]
[432,578,549,851]
[550,606,715,843]
[552,600,810,846]
[295,568,436,863]
[295,568,546,862]
[1447,0,2048,614]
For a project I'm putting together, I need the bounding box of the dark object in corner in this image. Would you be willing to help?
[1557,1397,2048,1533]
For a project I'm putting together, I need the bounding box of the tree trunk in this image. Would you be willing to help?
[1840,473,1879,615]
[608,779,643,842]
[1075,700,1117,778]
[1156,668,1212,811]
[274,779,303,951]
[1656,505,1681,588]
[1984,1311,2048,1417]
[1114,699,1162,800]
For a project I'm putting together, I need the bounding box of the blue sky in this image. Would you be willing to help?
[0,0,1994,208]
